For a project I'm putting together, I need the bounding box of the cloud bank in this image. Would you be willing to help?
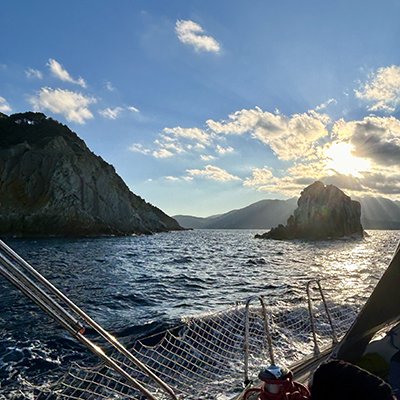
[207,107,328,160]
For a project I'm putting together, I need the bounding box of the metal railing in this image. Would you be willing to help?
[306,279,338,355]
[243,280,339,384]
[0,239,178,400]
[243,295,273,385]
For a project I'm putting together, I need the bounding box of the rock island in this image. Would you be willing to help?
[255,181,363,240]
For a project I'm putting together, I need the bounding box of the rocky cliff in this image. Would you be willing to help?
[0,112,182,237]
[255,181,363,240]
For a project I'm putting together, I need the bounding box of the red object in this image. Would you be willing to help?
[243,371,310,400]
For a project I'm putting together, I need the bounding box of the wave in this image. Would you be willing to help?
[0,230,398,396]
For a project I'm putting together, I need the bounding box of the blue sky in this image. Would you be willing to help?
[2,1,400,217]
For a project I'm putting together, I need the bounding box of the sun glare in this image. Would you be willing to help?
[324,142,370,176]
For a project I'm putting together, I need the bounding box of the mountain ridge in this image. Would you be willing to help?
[174,195,400,230]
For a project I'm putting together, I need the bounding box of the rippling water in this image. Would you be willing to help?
[1,229,399,396]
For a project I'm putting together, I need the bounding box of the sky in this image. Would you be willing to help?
[2,1,400,217]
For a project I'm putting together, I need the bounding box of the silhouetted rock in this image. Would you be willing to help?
[255,181,363,240]
[0,112,182,237]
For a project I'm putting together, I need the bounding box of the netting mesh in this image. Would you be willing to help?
[33,281,361,400]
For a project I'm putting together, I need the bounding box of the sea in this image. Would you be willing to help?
[0,229,399,398]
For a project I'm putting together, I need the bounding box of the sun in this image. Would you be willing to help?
[324,142,371,177]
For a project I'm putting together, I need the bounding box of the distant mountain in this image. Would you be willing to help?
[174,195,400,230]
[174,198,298,229]
[355,196,400,230]
[0,112,182,237]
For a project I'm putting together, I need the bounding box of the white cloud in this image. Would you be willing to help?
[308,109,331,124]
[47,59,87,88]
[216,145,234,154]
[206,107,271,135]
[99,106,139,119]
[286,113,327,140]
[315,98,337,110]
[147,126,212,159]
[355,65,400,112]
[155,139,185,154]
[288,163,326,181]
[105,81,115,91]
[28,87,96,124]
[201,154,216,161]
[187,165,240,181]
[25,68,43,79]
[207,107,328,160]
[175,20,220,53]
[242,162,328,195]
[129,143,151,155]
[163,126,210,143]
[99,107,123,119]
[165,176,180,181]
[0,96,12,113]
[244,167,274,186]
[153,148,174,158]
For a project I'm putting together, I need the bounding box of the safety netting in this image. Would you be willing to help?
[32,280,361,400]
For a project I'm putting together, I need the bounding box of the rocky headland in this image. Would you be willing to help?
[255,181,363,240]
[0,112,182,237]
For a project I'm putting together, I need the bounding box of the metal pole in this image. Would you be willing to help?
[0,260,157,399]
[316,281,338,345]
[259,296,275,366]
[244,297,253,385]
[0,239,178,400]
[0,253,83,332]
[306,281,320,355]
[243,296,275,385]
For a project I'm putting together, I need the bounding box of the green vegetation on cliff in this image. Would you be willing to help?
[0,112,182,237]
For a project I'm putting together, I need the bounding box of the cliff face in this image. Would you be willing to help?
[256,181,363,240]
[0,112,182,237]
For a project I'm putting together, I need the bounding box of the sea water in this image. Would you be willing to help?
[0,229,399,396]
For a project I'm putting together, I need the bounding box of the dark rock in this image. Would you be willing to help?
[256,181,363,240]
[0,112,183,237]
